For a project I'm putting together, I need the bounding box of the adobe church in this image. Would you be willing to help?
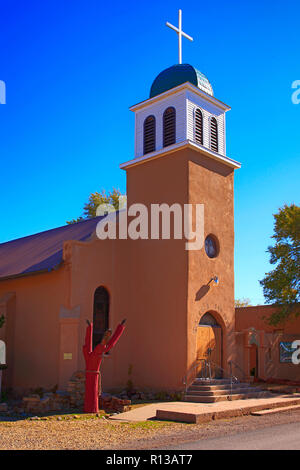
[0,13,298,396]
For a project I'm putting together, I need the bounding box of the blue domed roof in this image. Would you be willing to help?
[150,64,213,98]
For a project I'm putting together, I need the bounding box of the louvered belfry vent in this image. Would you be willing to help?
[210,117,218,153]
[163,107,176,148]
[195,108,203,145]
[143,115,156,155]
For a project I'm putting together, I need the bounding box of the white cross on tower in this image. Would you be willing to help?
[166,9,193,65]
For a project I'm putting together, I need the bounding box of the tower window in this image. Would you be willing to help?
[163,107,176,147]
[205,235,219,258]
[143,115,156,154]
[210,117,218,153]
[195,108,203,145]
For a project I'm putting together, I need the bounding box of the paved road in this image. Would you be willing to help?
[165,421,300,450]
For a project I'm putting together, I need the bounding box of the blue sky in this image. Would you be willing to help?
[0,0,299,305]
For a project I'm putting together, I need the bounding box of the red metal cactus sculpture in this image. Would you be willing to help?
[83,318,126,413]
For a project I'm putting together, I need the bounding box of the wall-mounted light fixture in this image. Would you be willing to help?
[208,276,219,286]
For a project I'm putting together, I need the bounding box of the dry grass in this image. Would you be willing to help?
[0,413,185,450]
[3,406,300,450]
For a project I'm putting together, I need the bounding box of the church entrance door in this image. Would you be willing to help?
[197,312,222,378]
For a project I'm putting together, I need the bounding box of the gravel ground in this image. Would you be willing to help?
[1,409,300,450]
[130,409,300,450]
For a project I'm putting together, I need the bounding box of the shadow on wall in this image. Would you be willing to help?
[195,284,210,301]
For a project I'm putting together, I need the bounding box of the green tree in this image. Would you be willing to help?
[67,188,125,224]
[260,204,300,325]
[235,298,252,308]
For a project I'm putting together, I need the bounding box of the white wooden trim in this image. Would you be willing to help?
[130,82,231,113]
[193,107,204,145]
[208,115,219,152]
[120,140,241,170]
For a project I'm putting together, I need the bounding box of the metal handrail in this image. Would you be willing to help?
[228,360,248,382]
[183,359,208,392]
[208,361,239,382]
[208,361,239,400]
[183,359,239,397]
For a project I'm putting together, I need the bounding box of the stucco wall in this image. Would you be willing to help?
[235,305,300,381]
[187,149,236,377]
[0,145,238,394]
[124,150,189,391]
[0,269,65,393]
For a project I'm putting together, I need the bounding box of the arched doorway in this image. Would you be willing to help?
[248,328,260,380]
[197,312,222,378]
[249,345,258,379]
[93,286,109,349]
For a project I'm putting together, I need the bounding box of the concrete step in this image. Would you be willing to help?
[189,383,251,392]
[186,387,261,397]
[156,396,300,423]
[184,391,271,403]
[184,394,240,403]
[193,378,232,385]
[251,404,300,416]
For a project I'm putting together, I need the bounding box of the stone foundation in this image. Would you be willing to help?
[3,370,132,416]
[0,370,183,416]
[19,391,70,415]
[0,403,8,412]
[99,393,131,413]
[67,370,85,408]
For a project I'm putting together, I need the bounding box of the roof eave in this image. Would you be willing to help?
[0,261,63,283]
[129,82,231,113]
[120,140,241,170]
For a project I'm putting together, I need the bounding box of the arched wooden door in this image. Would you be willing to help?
[197,313,222,378]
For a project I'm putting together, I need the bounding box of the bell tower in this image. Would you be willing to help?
[119,11,241,389]
[127,62,231,162]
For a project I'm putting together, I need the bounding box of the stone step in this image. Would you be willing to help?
[186,386,262,396]
[184,394,241,403]
[189,383,251,392]
[186,387,261,397]
[184,391,271,403]
[193,378,232,385]
[251,404,300,416]
[156,396,300,423]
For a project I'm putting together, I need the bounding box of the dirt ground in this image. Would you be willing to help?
[1,408,300,450]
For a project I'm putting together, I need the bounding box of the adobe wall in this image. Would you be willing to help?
[107,149,189,392]
[0,269,65,393]
[235,305,300,381]
[124,146,236,388]
[0,146,238,394]
[187,149,236,376]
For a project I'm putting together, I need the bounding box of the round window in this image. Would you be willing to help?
[205,235,219,258]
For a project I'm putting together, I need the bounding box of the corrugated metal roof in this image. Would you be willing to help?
[0,216,105,281]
